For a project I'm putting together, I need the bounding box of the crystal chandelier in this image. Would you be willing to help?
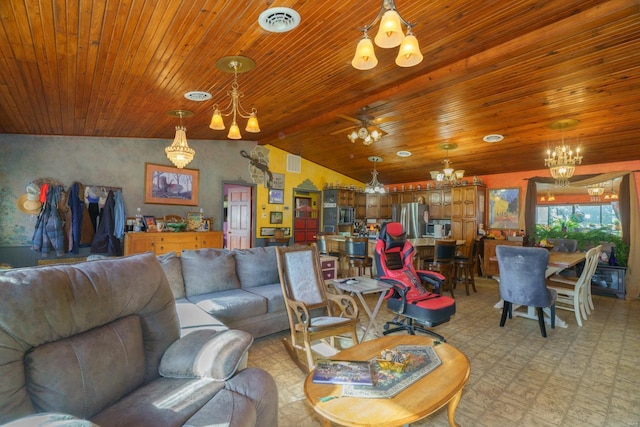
[544,119,583,186]
[165,110,195,169]
[210,56,260,140]
[365,156,386,193]
[587,183,605,201]
[429,143,464,185]
[348,127,382,145]
[351,0,423,70]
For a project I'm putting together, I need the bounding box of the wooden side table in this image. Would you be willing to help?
[304,335,470,427]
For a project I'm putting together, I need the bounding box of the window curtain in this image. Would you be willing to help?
[521,171,639,300]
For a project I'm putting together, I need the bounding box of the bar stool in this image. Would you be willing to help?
[454,240,479,295]
[425,239,457,298]
[345,236,373,278]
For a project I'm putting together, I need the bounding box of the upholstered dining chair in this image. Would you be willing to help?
[345,236,374,278]
[425,239,457,298]
[275,245,360,372]
[547,245,602,326]
[496,245,557,337]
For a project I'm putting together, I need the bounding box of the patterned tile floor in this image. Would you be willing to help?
[248,278,640,427]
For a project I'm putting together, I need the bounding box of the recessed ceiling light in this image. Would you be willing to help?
[483,134,504,143]
[184,91,212,102]
[396,150,412,157]
[258,7,300,33]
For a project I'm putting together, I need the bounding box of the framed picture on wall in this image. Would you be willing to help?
[144,163,199,206]
[488,188,520,229]
[270,211,283,224]
[268,189,284,204]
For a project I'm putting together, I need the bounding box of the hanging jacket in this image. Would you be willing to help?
[32,185,65,257]
[90,190,122,256]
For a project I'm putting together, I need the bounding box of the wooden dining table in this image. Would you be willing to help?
[492,250,586,328]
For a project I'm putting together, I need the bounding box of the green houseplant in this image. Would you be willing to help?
[534,220,628,267]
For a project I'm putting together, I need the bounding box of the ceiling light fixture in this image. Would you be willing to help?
[587,183,605,201]
[365,156,386,193]
[351,0,422,70]
[210,56,260,140]
[544,119,583,187]
[348,127,382,145]
[540,191,556,202]
[604,180,618,200]
[165,110,194,169]
[429,143,464,185]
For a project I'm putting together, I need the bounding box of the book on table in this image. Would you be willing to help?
[312,359,374,386]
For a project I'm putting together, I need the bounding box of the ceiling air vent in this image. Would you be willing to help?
[258,7,301,33]
[287,154,301,173]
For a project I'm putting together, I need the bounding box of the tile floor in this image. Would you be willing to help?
[247,277,640,426]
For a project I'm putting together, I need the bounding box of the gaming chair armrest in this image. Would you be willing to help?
[380,277,410,315]
[417,269,445,294]
[327,293,360,319]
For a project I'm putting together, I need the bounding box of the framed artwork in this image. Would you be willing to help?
[186,212,204,231]
[268,189,284,204]
[271,173,285,189]
[144,163,199,206]
[488,188,520,229]
[270,211,283,224]
[143,215,156,232]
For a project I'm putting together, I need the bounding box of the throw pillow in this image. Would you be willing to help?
[159,329,253,381]
[157,251,186,299]
[181,249,240,296]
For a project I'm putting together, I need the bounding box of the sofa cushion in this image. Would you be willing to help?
[159,329,253,381]
[25,316,146,417]
[189,289,266,322]
[0,413,99,427]
[245,283,286,314]
[181,249,240,296]
[175,298,228,335]
[234,247,280,289]
[157,251,186,299]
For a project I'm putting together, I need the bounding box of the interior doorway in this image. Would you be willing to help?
[293,190,320,245]
[223,183,254,249]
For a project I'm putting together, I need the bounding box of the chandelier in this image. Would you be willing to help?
[540,191,556,202]
[210,56,260,140]
[365,156,386,193]
[429,143,464,185]
[544,119,583,186]
[587,184,605,201]
[348,127,382,145]
[165,110,195,168]
[604,180,619,200]
[351,0,423,70]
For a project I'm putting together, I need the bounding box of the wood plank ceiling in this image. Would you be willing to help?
[0,0,638,185]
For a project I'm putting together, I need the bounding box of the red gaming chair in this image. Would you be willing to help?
[375,222,456,341]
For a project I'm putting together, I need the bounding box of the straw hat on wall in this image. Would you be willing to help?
[16,183,42,215]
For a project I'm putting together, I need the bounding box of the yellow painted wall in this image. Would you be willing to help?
[256,145,364,237]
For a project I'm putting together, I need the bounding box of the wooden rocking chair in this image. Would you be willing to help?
[275,245,360,372]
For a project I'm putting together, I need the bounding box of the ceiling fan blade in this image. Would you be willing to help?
[336,114,362,124]
[371,116,400,124]
[330,125,360,136]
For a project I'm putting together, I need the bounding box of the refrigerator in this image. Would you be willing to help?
[391,202,428,239]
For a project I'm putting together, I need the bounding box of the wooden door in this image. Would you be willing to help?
[227,185,252,249]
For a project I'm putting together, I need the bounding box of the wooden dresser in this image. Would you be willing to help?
[124,231,224,256]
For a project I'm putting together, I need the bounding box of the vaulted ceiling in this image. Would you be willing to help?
[1,1,638,184]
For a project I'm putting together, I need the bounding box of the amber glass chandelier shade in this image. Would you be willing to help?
[374,10,403,48]
[395,33,423,67]
[352,36,378,70]
[228,122,242,140]
[245,112,260,133]
[209,107,225,130]
[165,125,195,168]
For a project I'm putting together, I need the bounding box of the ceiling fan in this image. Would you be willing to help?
[331,106,398,145]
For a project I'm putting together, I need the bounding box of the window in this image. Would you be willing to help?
[536,202,620,232]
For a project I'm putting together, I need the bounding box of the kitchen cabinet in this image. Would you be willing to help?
[124,231,223,256]
[355,192,367,219]
[451,185,486,244]
[366,193,391,219]
[428,189,451,219]
[337,189,355,206]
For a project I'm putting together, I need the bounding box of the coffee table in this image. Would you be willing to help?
[304,335,470,427]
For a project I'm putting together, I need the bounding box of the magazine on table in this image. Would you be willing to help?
[312,359,374,386]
